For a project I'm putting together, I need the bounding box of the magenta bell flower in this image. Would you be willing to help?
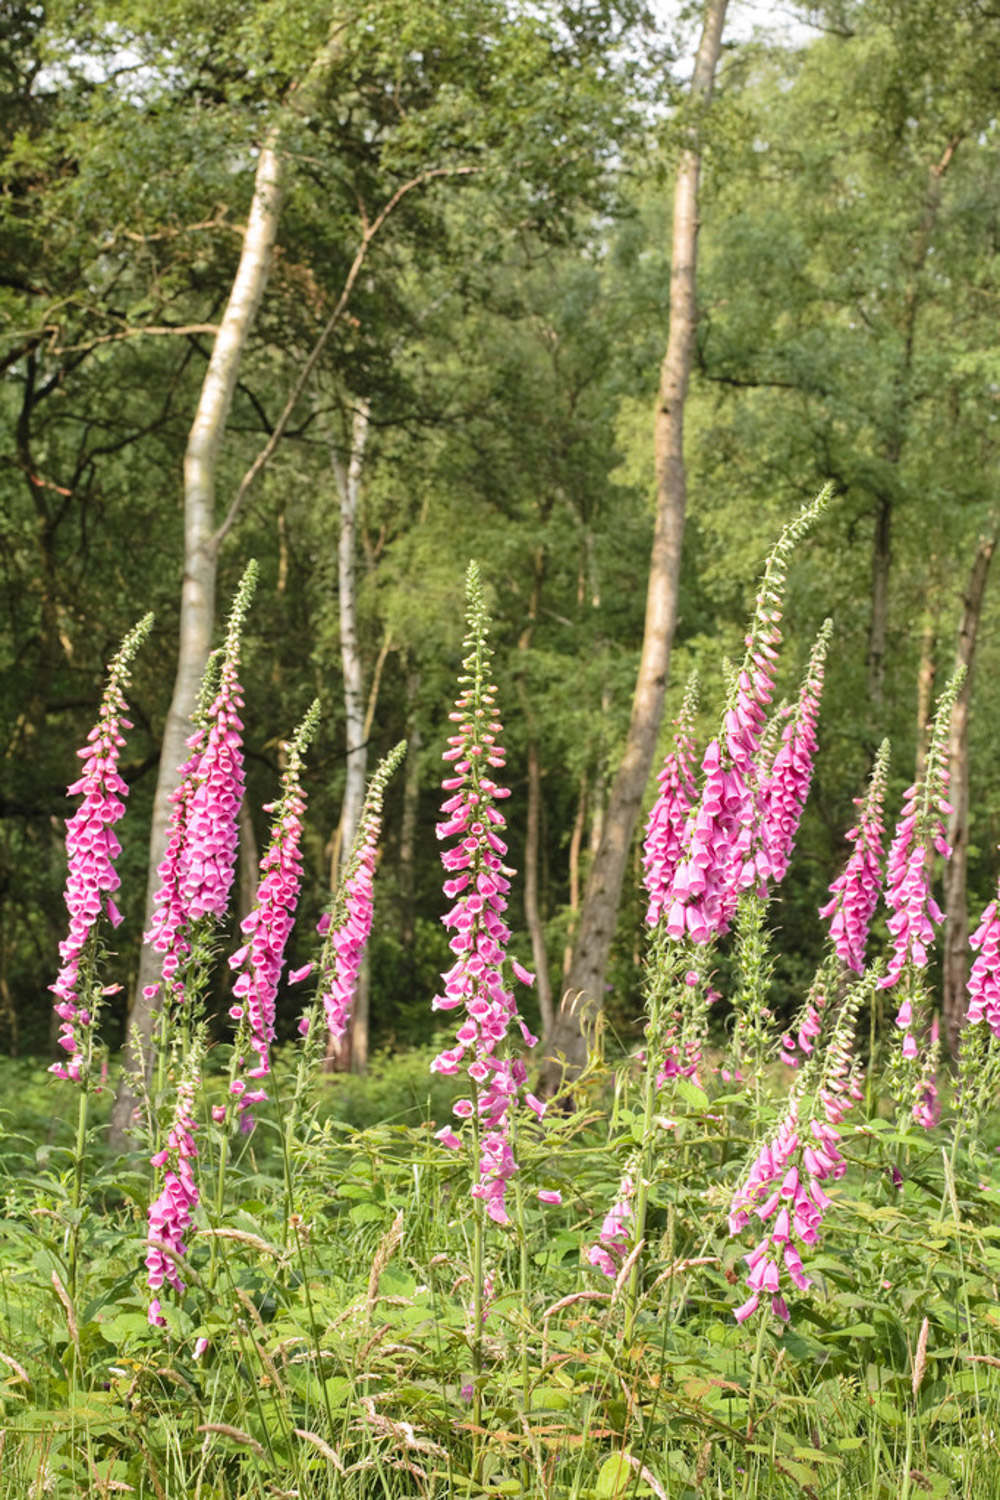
[430,564,536,1229]
[147,1067,200,1325]
[50,615,152,1081]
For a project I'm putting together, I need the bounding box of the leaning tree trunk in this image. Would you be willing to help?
[942,526,997,1058]
[540,0,729,1088]
[111,36,343,1146]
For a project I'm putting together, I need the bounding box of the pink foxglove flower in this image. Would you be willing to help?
[50,614,153,1081]
[758,620,831,889]
[643,677,698,927]
[730,972,869,1322]
[305,742,406,1052]
[879,675,961,1001]
[585,1175,635,1278]
[147,1065,200,1326]
[143,563,256,1010]
[664,491,829,945]
[430,563,535,1229]
[228,701,319,1128]
[968,880,1000,1038]
[819,741,889,972]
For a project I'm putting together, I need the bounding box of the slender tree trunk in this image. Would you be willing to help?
[562,774,587,981]
[942,526,997,1058]
[330,399,371,883]
[540,0,729,1087]
[913,610,937,782]
[111,36,343,1145]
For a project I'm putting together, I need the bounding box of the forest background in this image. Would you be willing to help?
[3,0,999,1078]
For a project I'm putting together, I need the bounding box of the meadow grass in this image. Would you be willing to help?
[1,1048,999,1500]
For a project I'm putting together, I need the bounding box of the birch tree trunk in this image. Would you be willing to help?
[111,36,342,1145]
[330,399,371,883]
[942,526,997,1058]
[540,0,729,1087]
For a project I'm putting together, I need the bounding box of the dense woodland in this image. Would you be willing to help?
[3,0,1000,1068]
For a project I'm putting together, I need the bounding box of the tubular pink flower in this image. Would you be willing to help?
[50,616,152,1081]
[758,621,831,889]
[430,564,534,1229]
[585,1175,635,1278]
[729,971,868,1322]
[143,565,256,1010]
[663,493,828,945]
[228,703,318,1128]
[179,653,246,924]
[146,1068,199,1325]
[819,742,889,972]
[967,871,1000,1038]
[643,679,698,927]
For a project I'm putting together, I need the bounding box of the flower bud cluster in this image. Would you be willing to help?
[50,614,153,1080]
[430,564,537,1228]
[147,1066,199,1325]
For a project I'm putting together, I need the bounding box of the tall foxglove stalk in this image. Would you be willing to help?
[227,700,320,1130]
[782,744,891,1069]
[143,562,257,1013]
[664,491,829,946]
[301,740,407,1052]
[818,740,890,973]
[881,670,962,1124]
[758,619,832,889]
[430,563,537,1231]
[50,614,154,1081]
[642,674,699,928]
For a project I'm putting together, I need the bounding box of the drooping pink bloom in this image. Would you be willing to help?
[50,615,152,1081]
[147,1067,199,1325]
[585,1175,635,1278]
[819,742,889,972]
[643,679,698,927]
[758,620,831,889]
[228,702,319,1128]
[430,564,535,1229]
[305,742,406,1054]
